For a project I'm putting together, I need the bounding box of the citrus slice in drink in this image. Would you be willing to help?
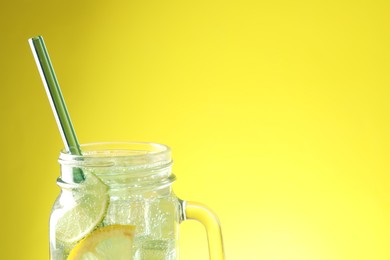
[67,225,136,260]
[53,172,109,244]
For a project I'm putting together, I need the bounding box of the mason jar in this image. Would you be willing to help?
[49,142,224,259]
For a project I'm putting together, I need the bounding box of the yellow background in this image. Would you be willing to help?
[1,0,390,259]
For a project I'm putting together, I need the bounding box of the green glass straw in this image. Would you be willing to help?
[28,36,85,183]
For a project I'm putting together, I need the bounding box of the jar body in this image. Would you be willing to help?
[50,181,181,259]
[49,142,181,260]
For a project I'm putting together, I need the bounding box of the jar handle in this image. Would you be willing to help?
[181,200,225,260]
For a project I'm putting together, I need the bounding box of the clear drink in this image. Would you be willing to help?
[49,142,224,260]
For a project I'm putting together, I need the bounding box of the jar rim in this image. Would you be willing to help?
[58,142,175,187]
[58,141,172,168]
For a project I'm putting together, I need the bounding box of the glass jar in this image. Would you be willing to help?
[49,142,224,259]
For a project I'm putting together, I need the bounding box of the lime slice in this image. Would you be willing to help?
[67,224,136,260]
[53,172,109,244]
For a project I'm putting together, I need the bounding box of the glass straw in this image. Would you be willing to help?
[28,36,85,182]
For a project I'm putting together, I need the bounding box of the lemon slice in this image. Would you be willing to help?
[53,172,109,244]
[67,225,136,260]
